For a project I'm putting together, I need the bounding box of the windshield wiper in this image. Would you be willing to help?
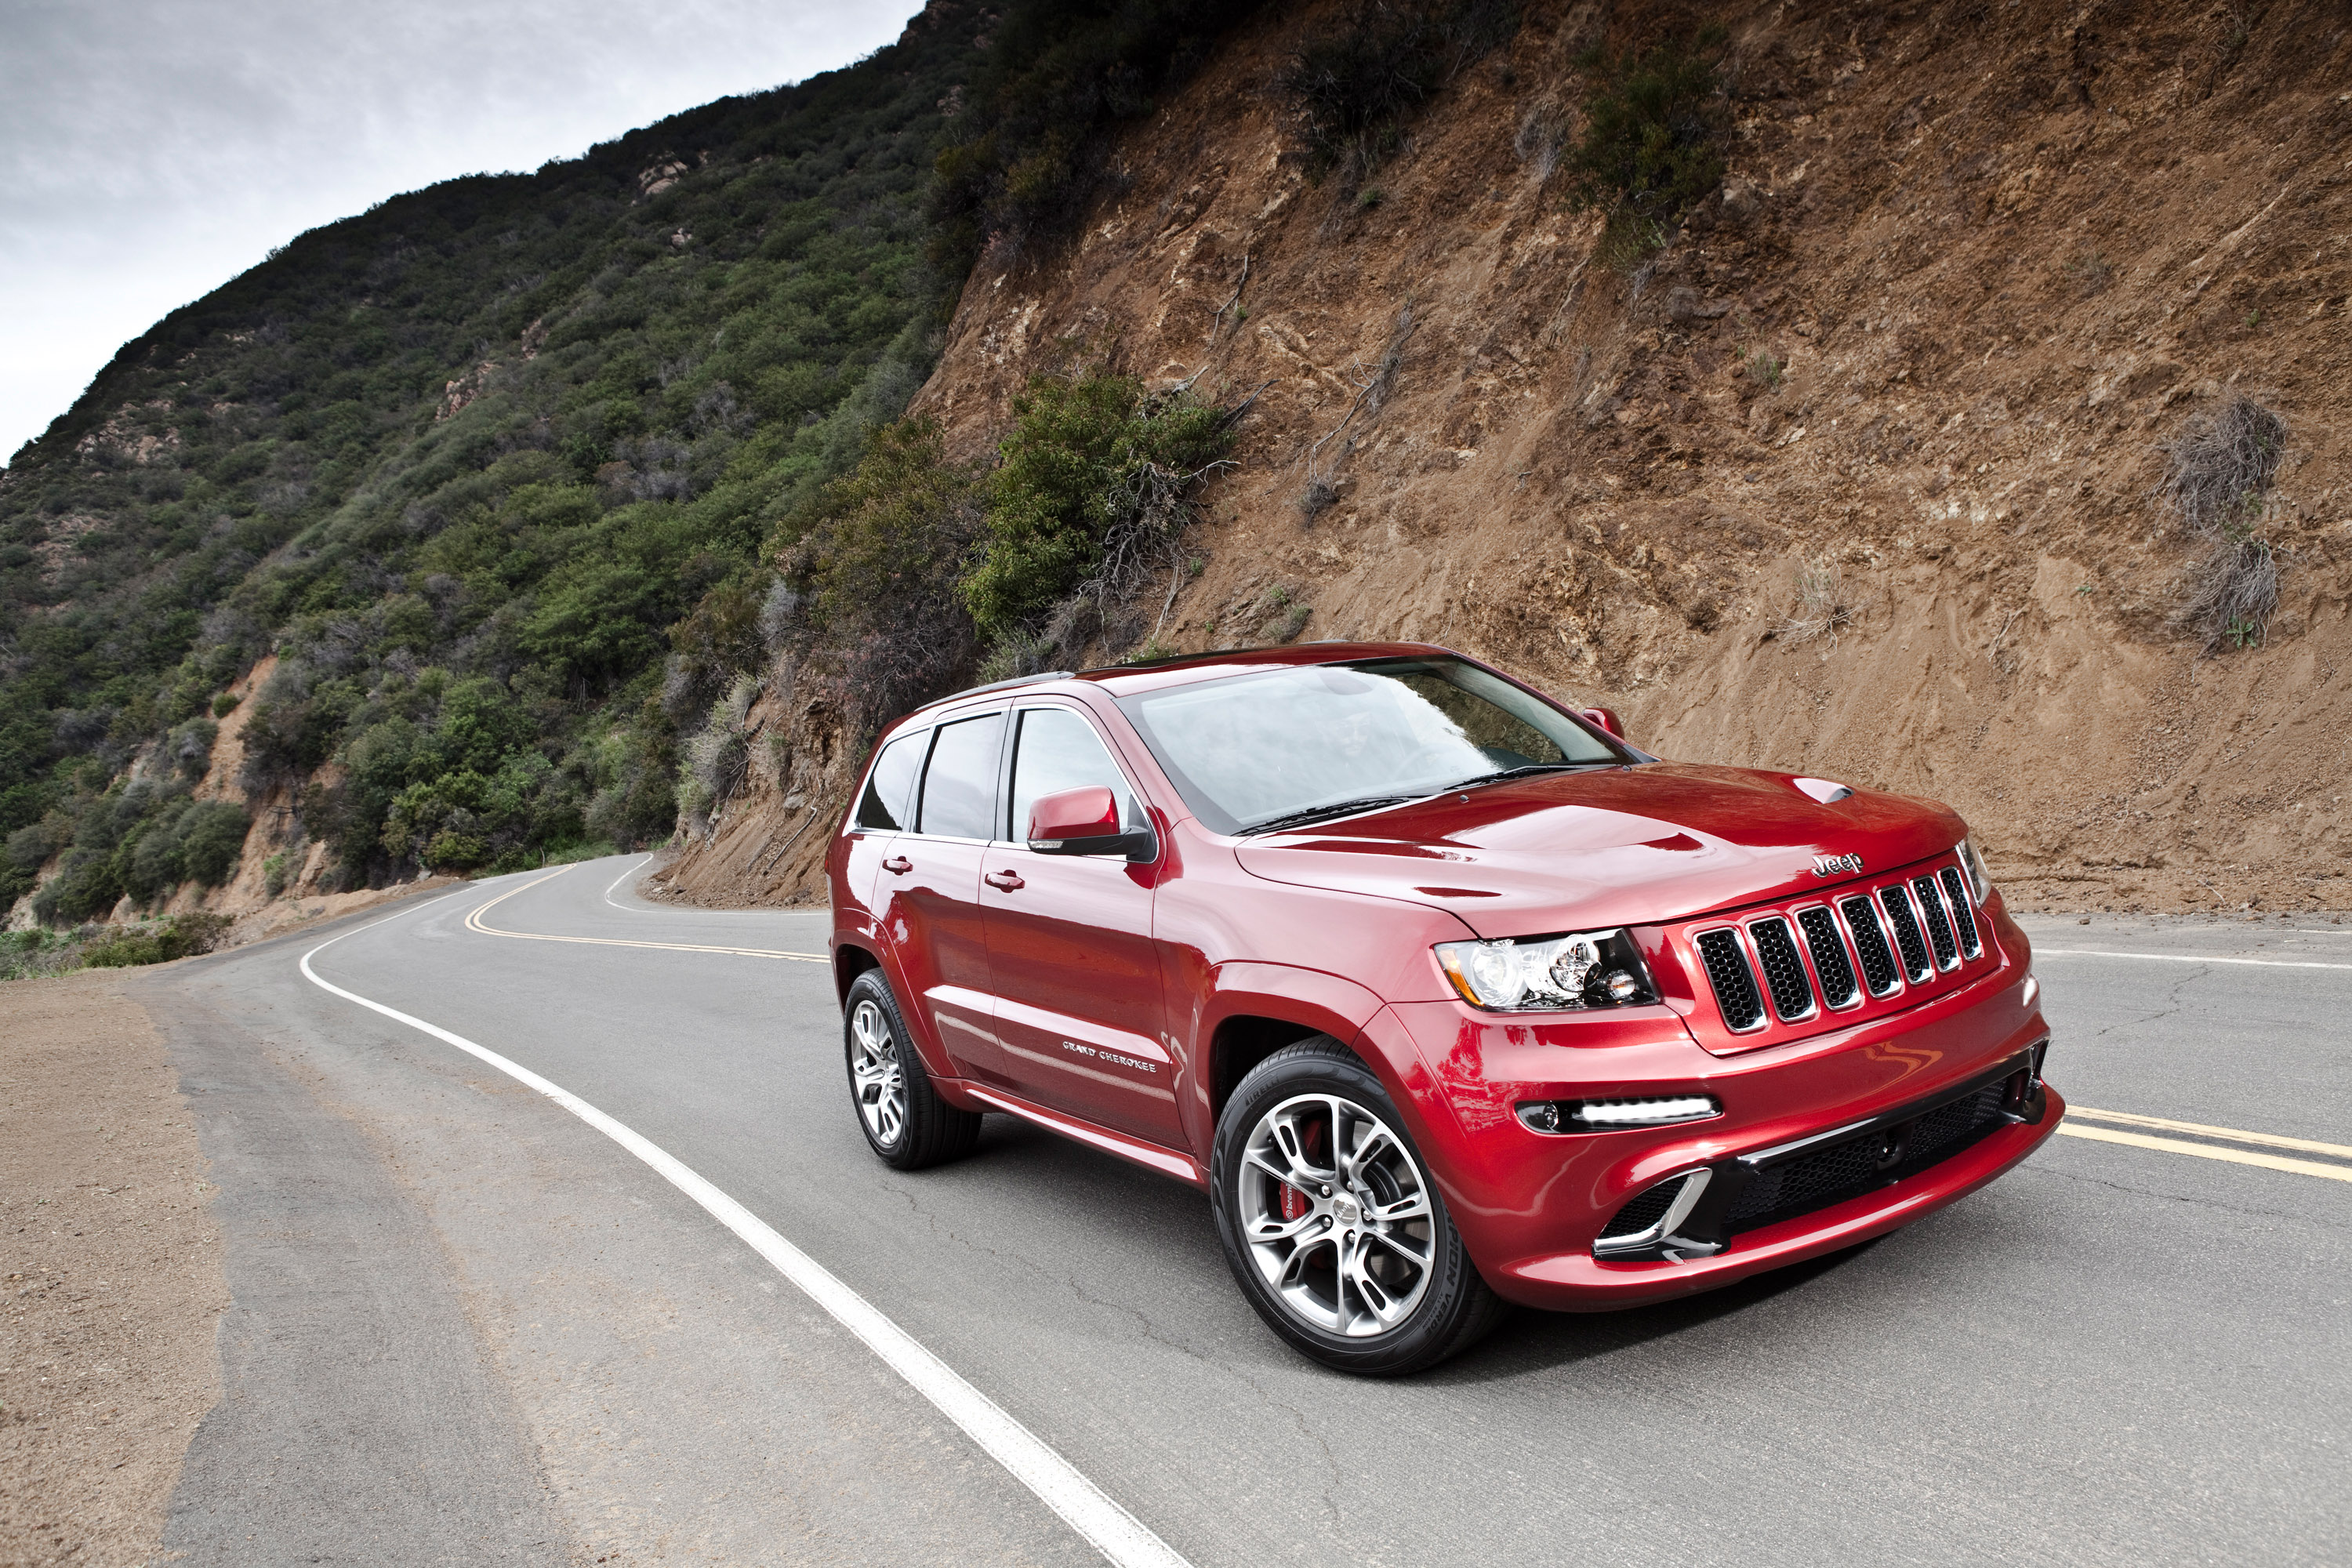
[1240,796,1416,836]
[1444,762,1597,791]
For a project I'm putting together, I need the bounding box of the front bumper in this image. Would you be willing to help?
[1374,907,2056,1312]
[1500,1085,2063,1310]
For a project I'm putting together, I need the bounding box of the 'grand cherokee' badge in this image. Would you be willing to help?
[1812,852,1864,877]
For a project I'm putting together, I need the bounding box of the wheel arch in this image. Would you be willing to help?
[834,940,882,1007]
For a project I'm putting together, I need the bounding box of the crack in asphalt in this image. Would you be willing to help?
[876,1176,1351,1537]
[2087,966,2201,1040]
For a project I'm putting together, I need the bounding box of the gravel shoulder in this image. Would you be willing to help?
[0,969,228,1568]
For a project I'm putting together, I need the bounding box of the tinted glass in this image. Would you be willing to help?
[1116,656,1624,834]
[1010,708,1136,840]
[855,732,924,830]
[916,714,1004,839]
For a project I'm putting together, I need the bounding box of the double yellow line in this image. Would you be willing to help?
[463,867,827,964]
[2059,1107,2352,1184]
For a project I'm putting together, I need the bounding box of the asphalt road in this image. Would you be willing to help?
[135,862,2352,1566]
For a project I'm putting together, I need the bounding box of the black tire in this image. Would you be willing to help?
[1210,1037,1507,1375]
[843,970,983,1170]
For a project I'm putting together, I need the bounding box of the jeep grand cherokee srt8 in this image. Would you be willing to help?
[826,643,2058,1375]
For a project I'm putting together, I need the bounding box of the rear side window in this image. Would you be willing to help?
[916,713,1004,839]
[854,732,924,831]
[1010,708,1136,840]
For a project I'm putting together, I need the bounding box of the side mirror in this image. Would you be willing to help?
[1581,706,1625,740]
[1026,786,1155,861]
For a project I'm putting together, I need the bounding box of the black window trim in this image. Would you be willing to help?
[1000,699,1151,846]
[851,724,932,834]
[908,706,1008,844]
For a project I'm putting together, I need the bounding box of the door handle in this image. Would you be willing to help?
[984,869,1025,892]
[882,855,912,875]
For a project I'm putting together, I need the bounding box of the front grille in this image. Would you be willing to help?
[1725,1080,2009,1234]
[1880,887,1933,982]
[1914,875,1960,970]
[1599,1179,1683,1239]
[1796,906,1860,1007]
[1696,929,1765,1030]
[1749,918,1815,1021]
[1939,866,1983,957]
[1839,895,1900,995]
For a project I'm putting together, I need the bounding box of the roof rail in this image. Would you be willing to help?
[924,670,1075,706]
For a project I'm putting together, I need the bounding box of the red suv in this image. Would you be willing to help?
[826,644,2059,1374]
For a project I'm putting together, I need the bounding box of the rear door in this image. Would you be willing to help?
[838,729,924,911]
[876,710,1007,1081]
[978,702,1180,1145]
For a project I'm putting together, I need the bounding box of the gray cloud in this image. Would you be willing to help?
[1,0,921,462]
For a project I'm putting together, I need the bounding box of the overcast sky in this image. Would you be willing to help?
[0,0,924,464]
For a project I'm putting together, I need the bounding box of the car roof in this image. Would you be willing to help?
[898,641,1456,725]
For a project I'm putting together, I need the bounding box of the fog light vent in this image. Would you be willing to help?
[1518,1095,1722,1133]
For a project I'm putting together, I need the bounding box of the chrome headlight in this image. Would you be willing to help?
[1435,929,1659,1011]
[1958,836,1993,902]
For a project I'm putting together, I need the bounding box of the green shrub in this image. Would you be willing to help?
[1279,1,1518,187]
[961,375,1237,641]
[928,0,1264,271]
[1562,27,1727,270]
[80,912,234,969]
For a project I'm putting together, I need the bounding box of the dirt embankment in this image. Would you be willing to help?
[663,0,2352,916]
[0,971,228,1567]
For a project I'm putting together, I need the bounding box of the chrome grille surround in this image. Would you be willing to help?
[1675,854,1997,1043]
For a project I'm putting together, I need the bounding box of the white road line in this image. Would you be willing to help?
[602,854,654,909]
[299,903,1188,1568]
[2034,948,2352,971]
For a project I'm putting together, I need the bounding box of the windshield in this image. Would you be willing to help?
[1115,656,1629,834]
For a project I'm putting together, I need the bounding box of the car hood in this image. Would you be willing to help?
[1232,763,1964,937]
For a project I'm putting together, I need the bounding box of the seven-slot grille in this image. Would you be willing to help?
[1693,862,1988,1034]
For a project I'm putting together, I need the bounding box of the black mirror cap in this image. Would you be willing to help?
[1029,829,1157,862]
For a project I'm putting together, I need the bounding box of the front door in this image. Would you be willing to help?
[979,703,1180,1146]
[877,711,1006,1082]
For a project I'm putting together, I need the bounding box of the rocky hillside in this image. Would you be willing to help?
[664,0,2352,916]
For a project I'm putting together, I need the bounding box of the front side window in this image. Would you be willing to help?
[855,731,925,830]
[1116,657,1627,835]
[1008,707,1137,840]
[916,713,1004,839]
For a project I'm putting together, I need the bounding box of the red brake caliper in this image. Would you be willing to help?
[1277,1117,1323,1221]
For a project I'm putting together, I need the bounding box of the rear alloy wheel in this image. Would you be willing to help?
[842,970,982,1170]
[1212,1039,1504,1375]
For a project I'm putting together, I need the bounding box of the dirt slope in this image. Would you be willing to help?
[664,0,2352,916]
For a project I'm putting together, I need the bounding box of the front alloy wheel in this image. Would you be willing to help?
[1212,1038,1504,1375]
[1238,1093,1436,1336]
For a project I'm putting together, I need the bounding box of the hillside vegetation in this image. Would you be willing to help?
[662,0,2352,918]
[0,0,1258,931]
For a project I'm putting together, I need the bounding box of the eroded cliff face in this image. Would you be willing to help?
[660,0,2352,916]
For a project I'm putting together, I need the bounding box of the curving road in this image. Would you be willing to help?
[136,862,2352,1566]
